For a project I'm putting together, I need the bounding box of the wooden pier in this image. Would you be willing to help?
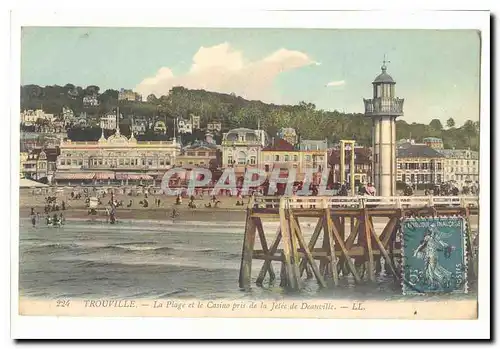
[238,195,479,290]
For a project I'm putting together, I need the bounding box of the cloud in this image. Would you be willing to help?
[326,80,346,87]
[135,43,317,101]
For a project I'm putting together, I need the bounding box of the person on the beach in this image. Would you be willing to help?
[52,213,59,226]
[170,208,179,222]
[59,213,65,225]
[366,183,376,196]
[157,198,161,207]
[31,213,36,227]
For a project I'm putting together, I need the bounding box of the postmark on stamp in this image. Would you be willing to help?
[401,216,468,295]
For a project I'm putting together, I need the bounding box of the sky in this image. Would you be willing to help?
[21,27,481,126]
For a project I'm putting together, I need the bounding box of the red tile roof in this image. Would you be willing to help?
[262,138,295,152]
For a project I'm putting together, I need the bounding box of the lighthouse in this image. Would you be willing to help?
[364,59,404,197]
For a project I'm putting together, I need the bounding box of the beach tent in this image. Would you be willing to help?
[19,178,49,188]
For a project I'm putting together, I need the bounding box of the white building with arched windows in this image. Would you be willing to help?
[221,128,269,175]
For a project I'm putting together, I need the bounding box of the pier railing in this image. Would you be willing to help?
[250,195,479,209]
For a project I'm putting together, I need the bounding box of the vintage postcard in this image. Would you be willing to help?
[10,8,490,339]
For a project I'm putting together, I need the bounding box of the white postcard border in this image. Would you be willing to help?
[6,5,491,340]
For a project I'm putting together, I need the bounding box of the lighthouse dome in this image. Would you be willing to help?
[373,65,395,84]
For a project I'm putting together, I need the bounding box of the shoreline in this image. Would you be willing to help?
[18,207,480,226]
[19,207,249,223]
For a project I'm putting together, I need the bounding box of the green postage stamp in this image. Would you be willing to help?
[401,216,468,295]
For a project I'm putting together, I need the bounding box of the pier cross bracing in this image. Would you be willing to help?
[238,195,479,290]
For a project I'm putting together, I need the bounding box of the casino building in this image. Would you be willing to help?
[54,112,180,185]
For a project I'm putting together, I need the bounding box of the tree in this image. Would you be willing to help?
[429,119,443,131]
[147,94,158,103]
[446,118,455,129]
[462,120,477,148]
[473,121,480,133]
[85,85,100,96]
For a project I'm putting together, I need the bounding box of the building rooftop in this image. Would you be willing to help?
[262,138,295,152]
[373,65,395,84]
[397,144,445,158]
[423,137,443,142]
[435,149,479,159]
[298,139,328,151]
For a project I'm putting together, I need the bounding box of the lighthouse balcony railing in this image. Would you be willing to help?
[364,98,404,116]
[250,195,478,209]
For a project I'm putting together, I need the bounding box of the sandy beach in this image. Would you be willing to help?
[19,187,251,222]
[18,187,479,226]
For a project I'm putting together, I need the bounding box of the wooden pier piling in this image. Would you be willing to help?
[239,195,479,291]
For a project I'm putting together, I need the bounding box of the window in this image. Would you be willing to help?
[437,174,442,183]
[306,155,311,162]
[187,152,195,156]
[284,155,289,161]
[275,155,280,161]
[119,159,124,165]
[237,151,246,165]
[397,163,402,169]
[78,160,82,166]
[401,174,406,182]
[421,163,428,170]
[125,159,130,165]
[437,162,442,170]
[198,152,206,157]
[148,160,153,166]
[160,160,164,166]
[228,156,233,164]
[250,156,256,165]
[293,155,298,161]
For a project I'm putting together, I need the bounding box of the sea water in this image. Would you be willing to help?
[18,219,477,302]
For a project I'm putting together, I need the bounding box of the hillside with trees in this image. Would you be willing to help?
[20,84,480,150]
